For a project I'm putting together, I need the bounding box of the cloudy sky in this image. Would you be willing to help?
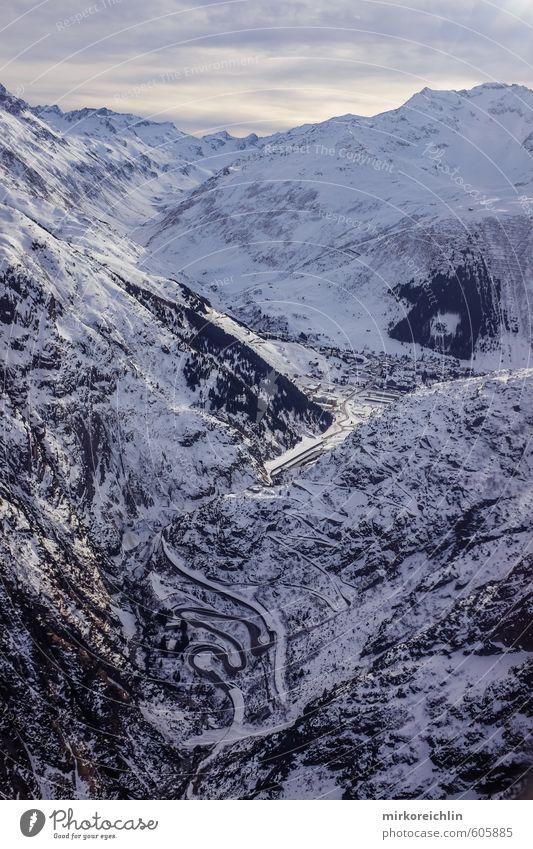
[1,0,532,135]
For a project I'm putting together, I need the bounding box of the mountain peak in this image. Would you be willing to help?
[406,80,532,105]
[0,81,27,115]
[462,81,527,94]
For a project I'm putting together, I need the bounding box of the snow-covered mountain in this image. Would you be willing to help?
[0,81,531,800]
[0,83,330,796]
[165,369,533,799]
[141,83,533,368]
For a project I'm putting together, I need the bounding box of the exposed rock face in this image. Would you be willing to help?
[163,372,533,800]
[0,81,532,800]
[0,235,330,797]
[0,85,331,799]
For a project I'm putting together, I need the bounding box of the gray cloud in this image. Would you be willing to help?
[1,0,532,134]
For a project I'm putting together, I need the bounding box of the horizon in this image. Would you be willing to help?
[1,1,533,136]
[6,78,533,139]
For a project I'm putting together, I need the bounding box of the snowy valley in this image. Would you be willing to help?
[0,80,531,800]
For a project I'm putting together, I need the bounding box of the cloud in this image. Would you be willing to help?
[1,0,533,134]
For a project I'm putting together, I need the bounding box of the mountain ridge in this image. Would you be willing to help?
[22,80,533,139]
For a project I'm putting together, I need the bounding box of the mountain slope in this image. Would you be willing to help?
[140,83,533,367]
[162,369,533,799]
[0,80,531,800]
[0,84,330,798]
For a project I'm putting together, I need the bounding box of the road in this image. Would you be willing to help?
[265,386,402,480]
[161,538,286,737]
[161,536,289,797]
[204,303,404,481]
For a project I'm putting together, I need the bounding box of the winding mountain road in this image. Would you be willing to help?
[265,386,401,479]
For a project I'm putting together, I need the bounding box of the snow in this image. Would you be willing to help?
[1,79,532,801]
[131,84,533,372]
